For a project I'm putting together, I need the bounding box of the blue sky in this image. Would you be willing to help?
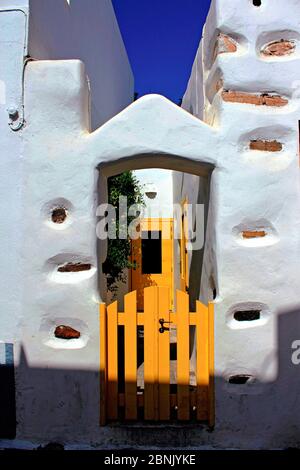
[112,0,211,104]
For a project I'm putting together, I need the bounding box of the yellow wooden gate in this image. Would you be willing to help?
[100,287,214,425]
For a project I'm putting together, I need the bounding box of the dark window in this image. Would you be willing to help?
[141,231,162,274]
[234,310,261,322]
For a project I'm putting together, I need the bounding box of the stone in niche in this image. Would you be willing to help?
[262,40,296,57]
[54,325,81,340]
[250,140,282,152]
[242,230,266,239]
[58,263,91,273]
[222,90,288,107]
[213,33,237,62]
[51,207,67,224]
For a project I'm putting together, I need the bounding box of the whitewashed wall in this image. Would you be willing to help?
[0,5,28,347]
[28,0,134,130]
[0,0,133,339]
[0,1,27,6]
[0,0,134,444]
[16,60,216,446]
[2,0,300,451]
[16,50,300,448]
[177,0,300,448]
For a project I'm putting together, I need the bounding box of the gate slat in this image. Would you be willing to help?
[144,287,159,420]
[158,287,170,420]
[124,291,137,421]
[107,301,118,420]
[176,290,190,421]
[100,304,107,425]
[196,301,209,421]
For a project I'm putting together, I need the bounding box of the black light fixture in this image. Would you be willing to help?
[144,183,158,199]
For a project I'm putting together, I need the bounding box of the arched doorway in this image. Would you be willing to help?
[97,153,215,307]
[97,152,216,425]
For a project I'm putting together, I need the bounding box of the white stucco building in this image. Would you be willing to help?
[1,0,300,450]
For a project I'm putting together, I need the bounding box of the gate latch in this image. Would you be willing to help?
[159,318,172,334]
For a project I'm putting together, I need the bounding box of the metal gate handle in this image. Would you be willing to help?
[159,318,172,334]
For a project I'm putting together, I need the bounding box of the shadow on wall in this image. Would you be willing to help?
[188,174,212,311]
[1,305,300,448]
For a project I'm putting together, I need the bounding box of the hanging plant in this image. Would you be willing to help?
[102,171,144,293]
